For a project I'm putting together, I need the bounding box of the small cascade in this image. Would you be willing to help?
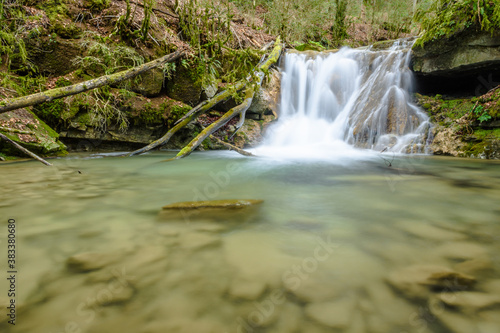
[256,40,432,160]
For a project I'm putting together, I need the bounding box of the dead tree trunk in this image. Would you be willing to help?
[0,133,52,166]
[0,50,185,114]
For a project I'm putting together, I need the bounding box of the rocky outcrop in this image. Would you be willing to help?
[412,30,500,77]
[0,109,67,156]
[412,30,500,96]
[416,92,500,159]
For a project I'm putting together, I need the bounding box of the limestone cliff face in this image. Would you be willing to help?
[412,30,500,77]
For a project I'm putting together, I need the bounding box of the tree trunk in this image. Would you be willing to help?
[0,50,185,114]
[0,133,52,166]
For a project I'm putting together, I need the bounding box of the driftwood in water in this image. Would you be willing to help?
[129,37,282,157]
[0,133,52,166]
[0,50,185,114]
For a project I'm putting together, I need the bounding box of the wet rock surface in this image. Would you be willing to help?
[159,199,264,221]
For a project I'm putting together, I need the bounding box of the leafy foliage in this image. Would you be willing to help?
[473,105,492,123]
[414,0,500,46]
[0,1,28,69]
[72,32,145,76]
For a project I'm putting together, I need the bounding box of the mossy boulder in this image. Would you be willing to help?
[52,90,194,149]
[0,109,67,157]
[25,37,82,76]
[159,199,264,222]
[166,63,202,105]
[123,68,164,97]
[416,92,500,159]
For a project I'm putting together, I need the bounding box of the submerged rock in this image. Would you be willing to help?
[159,199,263,221]
[396,220,466,241]
[433,291,500,314]
[66,251,122,272]
[179,232,221,250]
[386,265,476,300]
[228,276,267,300]
[162,199,263,210]
[304,297,357,329]
[435,242,489,261]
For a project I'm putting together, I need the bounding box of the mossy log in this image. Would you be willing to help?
[0,50,185,114]
[0,133,52,166]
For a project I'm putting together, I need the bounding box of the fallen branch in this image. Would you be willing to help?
[162,38,282,161]
[0,50,185,114]
[129,37,282,157]
[197,121,255,157]
[126,81,245,156]
[0,133,52,166]
[173,80,246,126]
[164,84,258,162]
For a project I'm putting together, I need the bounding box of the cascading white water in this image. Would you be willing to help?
[255,40,432,161]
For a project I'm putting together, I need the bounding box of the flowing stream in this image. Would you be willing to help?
[1,43,500,333]
[1,153,500,333]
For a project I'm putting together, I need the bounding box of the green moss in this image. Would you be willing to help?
[293,41,326,52]
[55,77,72,88]
[139,102,165,125]
[169,104,191,122]
[40,1,69,21]
[53,22,82,39]
[414,0,500,47]
[85,0,111,11]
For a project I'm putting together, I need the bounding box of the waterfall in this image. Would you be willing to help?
[255,40,432,161]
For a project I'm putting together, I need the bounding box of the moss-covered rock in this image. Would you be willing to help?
[49,89,195,149]
[25,36,82,76]
[416,91,500,159]
[124,68,165,97]
[0,109,67,157]
[159,199,264,222]
[166,63,202,105]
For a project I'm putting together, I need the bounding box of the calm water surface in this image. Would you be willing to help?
[1,151,499,333]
